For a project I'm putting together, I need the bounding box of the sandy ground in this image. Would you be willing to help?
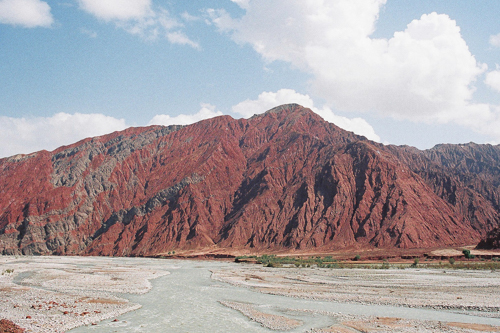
[213,265,500,332]
[3,255,500,332]
[0,256,169,333]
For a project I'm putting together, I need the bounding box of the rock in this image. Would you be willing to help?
[0,104,499,256]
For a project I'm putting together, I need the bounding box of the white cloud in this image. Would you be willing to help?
[148,103,223,126]
[231,0,250,10]
[181,11,199,22]
[485,67,500,93]
[80,27,97,38]
[78,0,199,47]
[0,0,53,27]
[209,1,491,129]
[167,31,200,49]
[0,113,127,158]
[78,0,152,21]
[232,89,380,142]
[490,33,500,47]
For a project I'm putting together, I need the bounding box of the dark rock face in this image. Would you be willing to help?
[477,228,500,249]
[0,104,499,256]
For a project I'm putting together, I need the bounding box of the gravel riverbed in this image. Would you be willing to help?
[211,266,500,316]
[2,256,500,332]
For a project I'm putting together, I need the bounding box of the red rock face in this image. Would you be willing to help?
[0,104,498,256]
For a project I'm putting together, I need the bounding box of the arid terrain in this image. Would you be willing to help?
[2,255,500,332]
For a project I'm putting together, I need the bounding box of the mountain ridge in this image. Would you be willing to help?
[0,104,498,256]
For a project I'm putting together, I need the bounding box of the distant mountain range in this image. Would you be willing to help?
[1,104,499,256]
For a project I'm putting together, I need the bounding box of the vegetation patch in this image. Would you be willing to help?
[234,255,500,270]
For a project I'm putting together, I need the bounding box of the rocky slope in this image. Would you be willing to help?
[477,228,500,249]
[0,104,499,256]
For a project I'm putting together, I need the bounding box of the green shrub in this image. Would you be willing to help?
[353,254,361,261]
[462,249,475,259]
[266,262,281,268]
[449,257,455,265]
[411,258,419,267]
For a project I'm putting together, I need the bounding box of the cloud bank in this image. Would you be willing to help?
[232,89,380,142]
[0,113,127,158]
[0,105,225,158]
[148,104,223,126]
[209,0,500,141]
[0,0,53,27]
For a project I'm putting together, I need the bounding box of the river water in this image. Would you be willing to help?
[69,258,500,332]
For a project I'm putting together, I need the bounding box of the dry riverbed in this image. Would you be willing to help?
[0,256,169,332]
[213,265,500,332]
[2,256,500,332]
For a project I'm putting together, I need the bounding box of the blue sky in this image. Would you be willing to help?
[1,0,500,158]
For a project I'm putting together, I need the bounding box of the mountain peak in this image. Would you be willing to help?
[250,103,312,120]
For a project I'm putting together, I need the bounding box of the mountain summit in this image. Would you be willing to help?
[1,104,499,256]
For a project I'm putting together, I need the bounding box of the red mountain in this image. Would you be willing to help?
[0,104,498,256]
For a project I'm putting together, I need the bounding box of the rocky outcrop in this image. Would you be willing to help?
[0,104,499,256]
[477,228,500,249]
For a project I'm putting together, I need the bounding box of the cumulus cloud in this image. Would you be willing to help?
[0,113,127,158]
[0,0,53,27]
[232,89,380,142]
[485,67,500,93]
[490,33,500,47]
[78,0,199,47]
[209,1,493,131]
[148,103,223,126]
